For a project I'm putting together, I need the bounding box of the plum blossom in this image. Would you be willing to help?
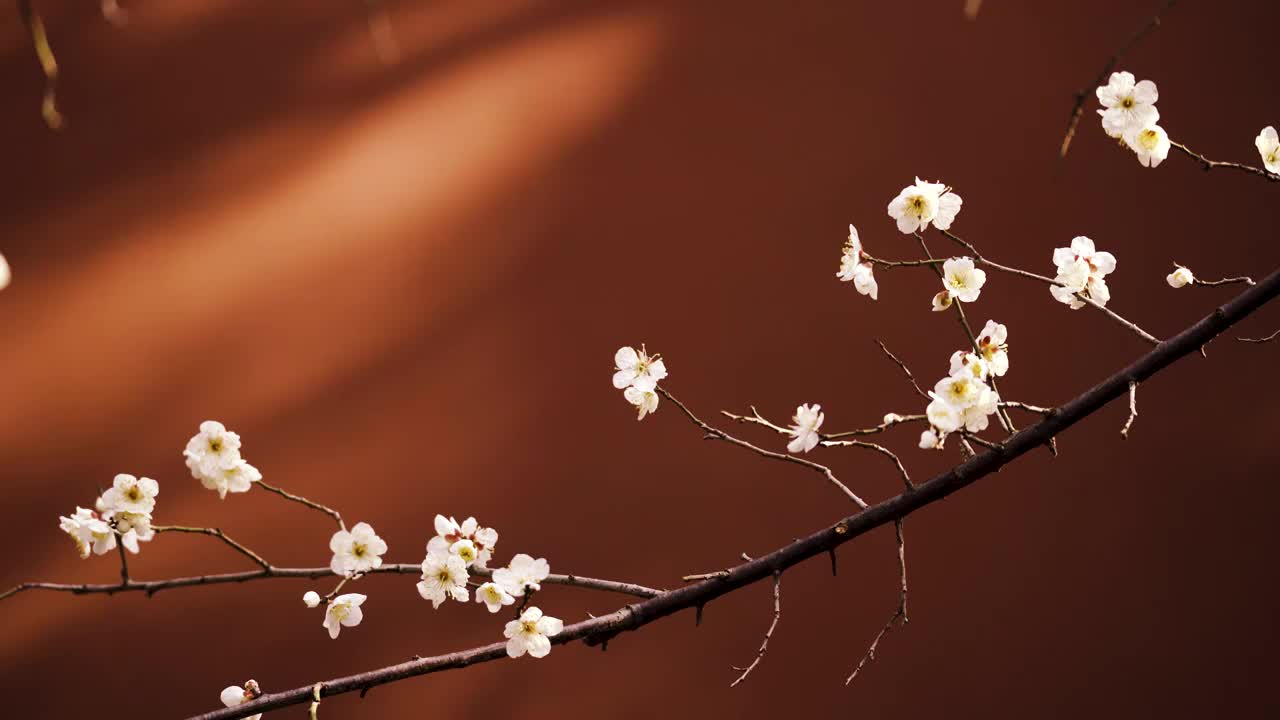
[1097,71,1159,139]
[960,385,1000,433]
[219,683,262,720]
[200,460,261,499]
[417,554,469,608]
[303,591,321,608]
[1124,124,1170,168]
[1167,266,1195,288]
[427,514,498,568]
[112,510,155,554]
[623,385,659,420]
[476,582,516,614]
[184,421,243,480]
[493,553,551,597]
[931,290,952,312]
[887,178,962,234]
[1051,237,1116,309]
[918,429,942,450]
[1256,126,1279,175]
[612,346,667,393]
[837,225,878,300]
[949,351,989,382]
[976,320,1009,377]
[100,474,158,516]
[329,522,387,576]
[0,252,9,291]
[322,593,366,639]
[941,257,986,303]
[59,507,115,558]
[925,396,962,435]
[504,606,564,659]
[785,403,824,454]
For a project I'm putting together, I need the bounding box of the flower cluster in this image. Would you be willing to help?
[933,257,986,311]
[59,474,159,557]
[919,320,1008,449]
[417,514,497,608]
[613,345,666,420]
[1097,71,1168,168]
[1050,236,1116,309]
[1257,126,1280,175]
[183,420,261,499]
[837,224,878,300]
[329,522,388,577]
[887,177,963,234]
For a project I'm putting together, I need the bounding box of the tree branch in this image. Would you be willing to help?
[191,265,1280,720]
[1170,141,1280,183]
[153,525,271,570]
[255,481,345,530]
[729,571,782,688]
[17,0,63,129]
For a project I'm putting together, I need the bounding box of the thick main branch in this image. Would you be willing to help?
[194,266,1280,720]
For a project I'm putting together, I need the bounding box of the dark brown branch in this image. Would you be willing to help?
[1170,141,1280,183]
[191,266,1280,720]
[17,0,63,129]
[729,572,782,687]
[1059,0,1178,159]
[0,563,660,602]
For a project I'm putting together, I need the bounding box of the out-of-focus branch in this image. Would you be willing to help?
[17,0,63,129]
[1060,0,1179,158]
[191,264,1280,720]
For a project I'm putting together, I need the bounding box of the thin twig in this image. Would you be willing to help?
[1120,380,1138,439]
[730,572,782,687]
[875,340,928,399]
[153,525,271,570]
[1238,329,1280,343]
[663,390,868,508]
[188,266,1280,720]
[822,414,928,440]
[846,520,909,685]
[17,0,63,129]
[255,481,345,530]
[1193,276,1256,288]
[116,541,130,586]
[1059,0,1178,159]
[1170,141,1280,183]
[823,439,914,491]
[0,563,661,602]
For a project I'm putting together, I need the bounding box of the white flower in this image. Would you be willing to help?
[1052,237,1116,309]
[303,591,321,608]
[1096,71,1159,139]
[322,593,366,639]
[0,252,9,291]
[623,385,659,420]
[427,514,498,568]
[785,403,824,454]
[887,178,962,234]
[329,522,387,576]
[113,510,155,554]
[200,460,261,500]
[1256,126,1279,175]
[59,507,115,558]
[184,420,243,479]
[926,395,962,434]
[417,554,470,608]
[918,429,941,450]
[219,685,262,720]
[961,385,1000,433]
[612,346,668,393]
[931,290,953,312]
[1167,266,1195,288]
[933,375,981,409]
[1124,124,1170,168]
[883,413,902,424]
[949,351,989,382]
[492,553,551,597]
[100,474,158,516]
[476,581,516,613]
[503,606,564,659]
[976,320,1009,377]
[449,539,478,566]
[942,257,986,303]
[837,225,878,300]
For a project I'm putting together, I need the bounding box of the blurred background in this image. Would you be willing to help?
[2,1,1278,717]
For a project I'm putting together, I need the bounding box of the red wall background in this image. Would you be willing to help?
[2,1,1278,717]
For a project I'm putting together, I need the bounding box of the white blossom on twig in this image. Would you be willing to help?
[837,224,878,300]
[1255,126,1279,175]
[417,554,469,608]
[493,553,550,597]
[476,582,516,614]
[322,593,366,639]
[785,403,824,454]
[1167,266,1195,288]
[1096,71,1159,139]
[942,257,986,304]
[329,522,387,577]
[503,606,564,659]
[887,178,962,234]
